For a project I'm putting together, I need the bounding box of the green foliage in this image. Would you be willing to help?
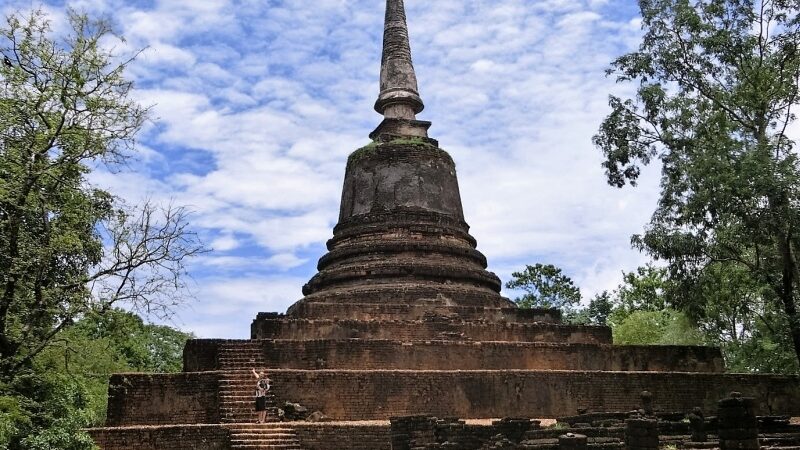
[612,309,706,345]
[349,141,379,161]
[0,309,191,449]
[609,264,797,373]
[1,370,98,450]
[615,265,672,314]
[350,137,438,162]
[0,9,201,449]
[0,395,28,447]
[506,264,582,310]
[594,0,800,366]
[723,332,799,374]
[0,8,203,375]
[34,308,193,425]
[67,308,191,373]
[586,291,614,325]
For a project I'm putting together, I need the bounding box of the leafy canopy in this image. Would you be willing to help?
[0,9,204,449]
[505,263,582,310]
[1,309,192,449]
[594,0,800,367]
[0,9,204,378]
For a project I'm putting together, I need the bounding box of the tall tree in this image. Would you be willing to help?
[0,10,204,378]
[586,291,614,325]
[506,264,582,310]
[594,0,800,366]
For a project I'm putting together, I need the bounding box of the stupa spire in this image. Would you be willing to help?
[371,0,431,140]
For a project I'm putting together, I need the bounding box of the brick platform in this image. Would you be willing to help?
[88,0,800,447]
[183,339,724,372]
[104,370,800,425]
[250,316,613,343]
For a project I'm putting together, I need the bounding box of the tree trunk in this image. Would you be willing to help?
[779,235,800,366]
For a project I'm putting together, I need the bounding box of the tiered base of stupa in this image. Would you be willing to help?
[89,140,800,449]
[88,300,800,450]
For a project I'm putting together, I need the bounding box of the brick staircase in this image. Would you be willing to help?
[227,423,302,449]
[219,370,280,424]
[759,432,800,450]
[218,340,267,370]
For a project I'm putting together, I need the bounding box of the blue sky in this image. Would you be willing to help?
[5,0,668,338]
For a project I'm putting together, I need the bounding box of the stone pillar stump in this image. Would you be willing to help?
[625,417,659,450]
[718,392,759,450]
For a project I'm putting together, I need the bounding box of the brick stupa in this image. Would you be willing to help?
[90,1,800,449]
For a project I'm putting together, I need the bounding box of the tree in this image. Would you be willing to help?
[613,309,706,345]
[608,264,796,372]
[1,309,192,449]
[506,264,582,310]
[586,291,614,325]
[683,261,798,372]
[0,10,204,377]
[616,266,669,311]
[594,0,800,367]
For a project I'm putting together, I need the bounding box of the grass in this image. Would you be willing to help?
[349,137,439,161]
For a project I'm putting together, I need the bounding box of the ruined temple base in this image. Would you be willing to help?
[87,416,800,450]
[88,421,392,450]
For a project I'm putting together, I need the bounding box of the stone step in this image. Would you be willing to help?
[220,357,265,360]
[230,444,302,450]
[762,436,800,446]
[219,358,267,361]
[231,443,303,450]
[682,442,719,449]
[228,423,302,450]
[229,432,295,436]
[227,426,295,432]
[220,394,277,399]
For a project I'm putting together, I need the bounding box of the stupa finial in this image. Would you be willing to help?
[374,0,425,122]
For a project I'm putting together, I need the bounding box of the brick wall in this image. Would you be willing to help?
[293,423,391,450]
[281,304,561,323]
[88,425,229,450]
[251,318,612,344]
[265,370,800,420]
[184,339,723,372]
[183,339,223,372]
[103,370,800,425]
[105,373,220,426]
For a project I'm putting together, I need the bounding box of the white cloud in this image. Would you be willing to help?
[210,234,239,252]
[264,253,308,271]
[4,0,659,337]
[174,276,306,339]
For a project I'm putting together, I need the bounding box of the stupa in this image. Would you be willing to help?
[89,1,800,449]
